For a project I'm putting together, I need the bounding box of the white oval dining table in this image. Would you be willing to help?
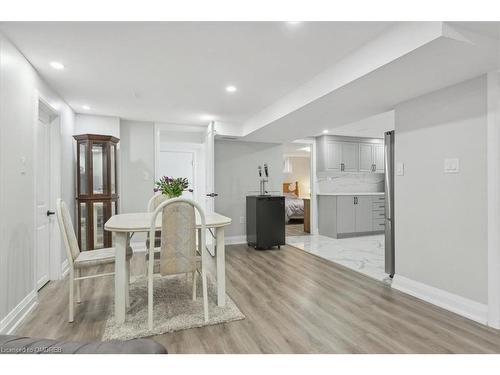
[105,212,232,324]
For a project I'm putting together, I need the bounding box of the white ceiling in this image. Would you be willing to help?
[328,110,394,139]
[244,23,500,142]
[0,21,393,125]
[283,142,311,157]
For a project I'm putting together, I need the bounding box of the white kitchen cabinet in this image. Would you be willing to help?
[336,196,356,234]
[355,196,373,232]
[374,144,385,173]
[359,143,374,172]
[325,141,358,172]
[341,142,359,172]
[325,141,342,171]
[358,143,385,173]
[318,194,384,238]
[316,135,383,173]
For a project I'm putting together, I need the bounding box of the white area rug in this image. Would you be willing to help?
[102,275,245,341]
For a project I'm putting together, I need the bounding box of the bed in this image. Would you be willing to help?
[283,181,304,222]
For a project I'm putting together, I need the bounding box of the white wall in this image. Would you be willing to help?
[215,140,284,239]
[75,114,120,138]
[394,75,488,305]
[283,156,310,197]
[0,33,75,332]
[120,120,155,214]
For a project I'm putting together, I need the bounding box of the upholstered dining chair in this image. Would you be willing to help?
[56,198,132,322]
[147,198,209,330]
[145,193,166,249]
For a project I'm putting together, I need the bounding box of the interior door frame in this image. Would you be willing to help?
[285,138,318,234]
[33,92,63,289]
[153,123,207,206]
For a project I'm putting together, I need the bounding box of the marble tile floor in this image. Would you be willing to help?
[286,233,392,284]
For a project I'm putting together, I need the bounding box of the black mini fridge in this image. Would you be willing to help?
[246,195,285,250]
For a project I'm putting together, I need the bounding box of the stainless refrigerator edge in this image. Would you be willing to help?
[384,131,395,277]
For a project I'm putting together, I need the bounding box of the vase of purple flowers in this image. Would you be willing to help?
[154,176,191,198]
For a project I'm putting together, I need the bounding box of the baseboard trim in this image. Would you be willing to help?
[392,275,488,325]
[0,290,38,334]
[225,235,247,245]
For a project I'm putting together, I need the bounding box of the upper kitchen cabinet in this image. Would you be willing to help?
[374,144,385,173]
[359,143,385,173]
[325,141,358,172]
[317,135,384,173]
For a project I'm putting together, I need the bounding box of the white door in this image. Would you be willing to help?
[158,150,195,199]
[359,143,374,172]
[204,122,216,213]
[374,144,385,173]
[35,109,52,290]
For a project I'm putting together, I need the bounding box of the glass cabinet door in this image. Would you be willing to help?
[110,144,116,194]
[78,142,88,195]
[93,202,105,249]
[79,202,88,251]
[92,143,108,195]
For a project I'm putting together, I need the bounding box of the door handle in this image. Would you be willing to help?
[341,163,345,172]
[46,210,55,216]
[206,193,219,197]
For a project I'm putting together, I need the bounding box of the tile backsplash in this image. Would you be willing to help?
[317,172,384,193]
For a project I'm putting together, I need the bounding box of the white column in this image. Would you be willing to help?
[487,69,500,329]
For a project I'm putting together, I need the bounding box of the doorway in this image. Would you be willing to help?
[154,123,215,212]
[285,111,394,283]
[34,99,60,290]
[282,142,312,239]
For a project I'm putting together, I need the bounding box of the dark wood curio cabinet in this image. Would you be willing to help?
[74,134,119,251]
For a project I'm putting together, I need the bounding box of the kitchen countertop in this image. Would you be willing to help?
[317,192,385,196]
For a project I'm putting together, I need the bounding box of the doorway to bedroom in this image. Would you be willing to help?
[282,142,312,238]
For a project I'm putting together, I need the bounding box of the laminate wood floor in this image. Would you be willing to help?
[286,223,308,236]
[16,244,500,353]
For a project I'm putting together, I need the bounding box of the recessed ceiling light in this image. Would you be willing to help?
[298,146,311,152]
[225,85,237,93]
[82,105,91,110]
[287,21,302,25]
[50,61,65,70]
[200,114,215,121]
[322,130,329,134]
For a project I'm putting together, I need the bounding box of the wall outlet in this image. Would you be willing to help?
[239,216,246,224]
[444,158,460,174]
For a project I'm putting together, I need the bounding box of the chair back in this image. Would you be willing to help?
[56,198,80,264]
[147,193,167,212]
[149,198,206,276]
